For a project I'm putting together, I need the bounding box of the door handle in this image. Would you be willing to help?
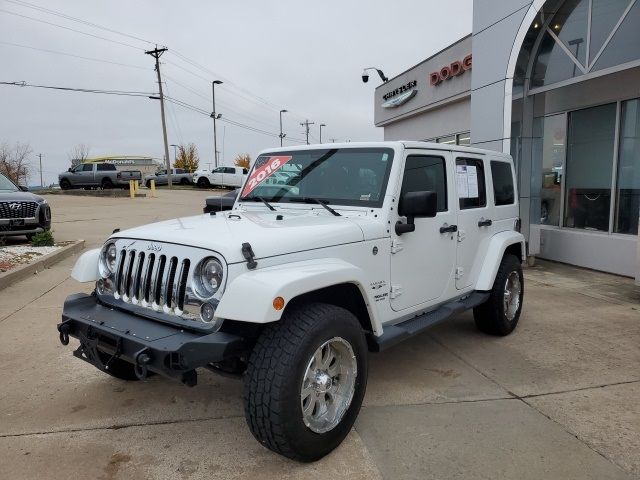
[440,223,458,234]
[478,218,493,227]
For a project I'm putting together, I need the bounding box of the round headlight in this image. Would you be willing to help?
[194,257,223,298]
[99,242,117,278]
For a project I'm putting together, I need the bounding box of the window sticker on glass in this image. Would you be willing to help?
[456,165,469,198]
[467,165,479,198]
[242,155,293,197]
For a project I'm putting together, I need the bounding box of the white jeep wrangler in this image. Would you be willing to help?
[58,141,525,462]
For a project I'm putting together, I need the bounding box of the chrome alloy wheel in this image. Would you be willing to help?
[504,271,522,321]
[300,337,357,434]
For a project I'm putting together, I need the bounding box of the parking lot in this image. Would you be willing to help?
[1,190,639,479]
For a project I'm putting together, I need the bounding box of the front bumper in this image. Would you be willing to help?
[57,293,244,385]
[0,218,47,236]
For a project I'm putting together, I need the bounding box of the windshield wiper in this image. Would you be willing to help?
[291,197,341,216]
[251,196,276,211]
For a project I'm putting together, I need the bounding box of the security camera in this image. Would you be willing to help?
[361,71,369,83]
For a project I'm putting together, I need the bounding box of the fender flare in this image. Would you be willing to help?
[475,231,526,291]
[71,248,100,282]
[215,258,382,334]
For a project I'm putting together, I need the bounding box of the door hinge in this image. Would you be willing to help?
[391,239,403,254]
[390,285,403,299]
[455,267,464,280]
[457,229,466,242]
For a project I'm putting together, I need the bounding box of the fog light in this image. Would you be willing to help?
[97,277,114,295]
[200,302,216,323]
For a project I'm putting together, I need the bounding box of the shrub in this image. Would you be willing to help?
[30,230,55,247]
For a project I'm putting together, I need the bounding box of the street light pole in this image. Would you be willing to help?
[319,124,326,144]
[211,80,223,168]
[170,144,178,165]
[279,109,287,147]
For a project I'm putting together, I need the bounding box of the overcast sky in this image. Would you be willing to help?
[0,0,472,185]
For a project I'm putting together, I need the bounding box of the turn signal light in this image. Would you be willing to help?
[273,297,285,311]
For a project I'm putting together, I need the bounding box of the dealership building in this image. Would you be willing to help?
[375,0,640,279]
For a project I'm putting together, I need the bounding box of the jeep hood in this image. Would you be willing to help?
[113,210,376,264]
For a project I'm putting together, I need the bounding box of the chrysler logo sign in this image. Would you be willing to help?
[381,80,417,108]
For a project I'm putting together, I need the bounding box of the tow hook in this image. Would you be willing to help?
[134,350,151,380]
[58,322,70,345]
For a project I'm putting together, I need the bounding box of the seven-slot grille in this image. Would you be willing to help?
[0,201,38,219]
[114,248,191,312]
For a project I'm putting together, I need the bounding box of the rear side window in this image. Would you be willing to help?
[456,158,486,209]
[176,169,186,174]
[491,161,515,205]
[400,155,447,212]
[97,164,115,171]
[224,167,236,174]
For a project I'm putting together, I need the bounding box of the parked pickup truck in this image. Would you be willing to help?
[144,168,193,187]
[58,163,125,190]
[193,166,247,188]
[57,142,525,462]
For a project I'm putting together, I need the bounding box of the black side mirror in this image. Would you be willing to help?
[19,185,29,192]
[396,191,437,235]
[68,168,72,172]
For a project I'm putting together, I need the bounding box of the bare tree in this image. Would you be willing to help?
[174,143,200,172]
[68,143,91,167]
[234,153,251,169]
[0,142,32,185]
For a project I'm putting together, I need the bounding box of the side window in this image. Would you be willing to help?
[400,155,447,212]
[96,164,115,171]
[242,168,248,174]
[456,158,486,209]
[82,164,94,172]
[490,161,515,206]
[225,167,236,174]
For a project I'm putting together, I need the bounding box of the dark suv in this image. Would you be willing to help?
[0,173,51,240]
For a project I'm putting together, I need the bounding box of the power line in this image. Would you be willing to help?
[0,40,149,70]
[0,8,143,50]
[5,0,160,47]
[0,80,154,97]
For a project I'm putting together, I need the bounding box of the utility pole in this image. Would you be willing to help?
[145,45,172,188]
[279,109,287,147]
[38,153,43,187]
[319,124,326,144]
[300,120,315,145]
[211,80,223,168]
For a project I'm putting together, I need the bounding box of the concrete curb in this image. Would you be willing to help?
[0,240,85,291]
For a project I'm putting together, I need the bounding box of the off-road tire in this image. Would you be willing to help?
[243,303,368,462]
[474,254,523,336]
[197,177,210,188]
[59,179,71,190]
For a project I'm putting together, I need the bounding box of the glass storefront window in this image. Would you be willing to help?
[564,103,617,231]
[614,98,640,234]
[592,1,640,71]
[532,114,566,226]
[436,135,456,145]
[457,132,471,145]
[551,0,589,67]
[531,31,582,87]
[589,0,630,65]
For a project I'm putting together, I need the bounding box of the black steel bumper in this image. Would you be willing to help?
[57,293,244,386]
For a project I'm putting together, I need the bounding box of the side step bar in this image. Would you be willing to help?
[369,292,489,352]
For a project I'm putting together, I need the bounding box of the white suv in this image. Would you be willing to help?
[58,142,525,462]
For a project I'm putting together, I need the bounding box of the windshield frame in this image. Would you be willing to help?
[240,147,395,209]
[0,173,20,192]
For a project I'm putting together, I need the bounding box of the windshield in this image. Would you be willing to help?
[240,148,394,207]
[0,173,19,192]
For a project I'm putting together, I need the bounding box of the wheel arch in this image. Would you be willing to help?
[475,231,526,291]
[214,259,382,335]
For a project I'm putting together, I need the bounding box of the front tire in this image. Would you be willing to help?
[197,177,210,188]
[59,179,71,190]
[473,254,523,336]
[243,303,368,462]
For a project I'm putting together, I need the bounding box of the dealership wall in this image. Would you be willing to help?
[374,35,472,141]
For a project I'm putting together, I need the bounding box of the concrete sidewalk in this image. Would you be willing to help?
[0,191,638,479]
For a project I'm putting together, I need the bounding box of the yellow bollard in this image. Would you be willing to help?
[150,179,156,198]
[129,180,134,198]
[135,180,139,194]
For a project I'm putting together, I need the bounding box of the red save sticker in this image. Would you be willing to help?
[241,155,292,197]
